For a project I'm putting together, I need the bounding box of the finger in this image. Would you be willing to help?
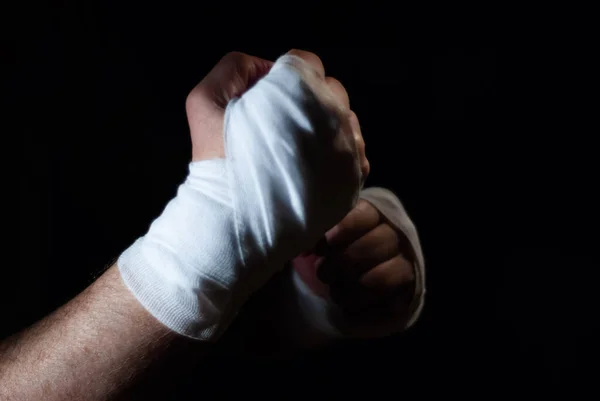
[337,223,401,279]
[319,223,400,283]
[323,200,380,251]
[349,110,369,181]
[286,49,325,78]
[359,254,415,296]
[227,52,274,90]
[192,51,273,108]
[328,254,414,310]
[325,77,350,110]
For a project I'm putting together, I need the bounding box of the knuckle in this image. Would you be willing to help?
[325,76,343,87]
[289,48,319,59]
[350,114,360,132]
[287,49,324,74]
[334,202,376,238]
[185,86,211,114]
[356,135,365,151]
[185,88,201,111]
[349,199,371,218]
[361,159,370,179]
[356,199,378,217]
[337,213,358,234]
[222,51,248,63]
[335,206,364,233]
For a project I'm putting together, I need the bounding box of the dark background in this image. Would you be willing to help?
[12,3,597,399]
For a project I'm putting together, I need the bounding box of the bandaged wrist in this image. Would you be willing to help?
[118,55,360,340]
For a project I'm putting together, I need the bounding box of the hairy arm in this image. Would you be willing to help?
[0,266,203,401]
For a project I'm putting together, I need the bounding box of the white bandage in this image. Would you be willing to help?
[118,55,360,340]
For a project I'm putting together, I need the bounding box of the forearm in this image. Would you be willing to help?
[0,266,201,401]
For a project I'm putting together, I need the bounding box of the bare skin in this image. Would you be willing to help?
[3,50,416,400]
[0,267,187,400]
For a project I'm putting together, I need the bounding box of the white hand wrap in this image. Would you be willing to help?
[118,55,360,340]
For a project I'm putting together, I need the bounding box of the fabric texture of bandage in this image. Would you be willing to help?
[292,187,426,337]
[118,55,360,340]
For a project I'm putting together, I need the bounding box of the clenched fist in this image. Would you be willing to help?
[185,50,369,181]
[293,196,420,338]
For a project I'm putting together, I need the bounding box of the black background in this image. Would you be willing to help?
[12,3,597,399]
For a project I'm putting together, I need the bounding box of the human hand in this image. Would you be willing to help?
[293,199,417,338]
[184,49,369,179]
